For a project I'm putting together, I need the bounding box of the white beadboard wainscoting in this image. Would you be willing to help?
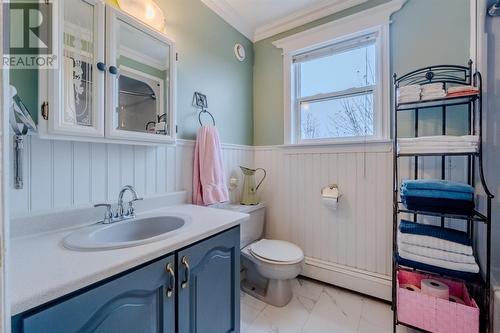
[254,142,394,300]
[10,135,470,300]
[254,142,470,301]
[10,136,254,218]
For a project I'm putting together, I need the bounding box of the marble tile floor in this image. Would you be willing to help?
[241,277,418,333]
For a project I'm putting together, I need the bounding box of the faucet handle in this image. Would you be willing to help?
[126,197,143,217]
[94,203,113,224]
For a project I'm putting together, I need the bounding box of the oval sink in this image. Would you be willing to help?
[63,216,187,251]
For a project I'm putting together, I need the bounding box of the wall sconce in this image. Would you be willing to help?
[117,0,166,32]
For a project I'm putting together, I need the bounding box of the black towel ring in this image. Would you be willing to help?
[198,109,216,126]
[193,92,215,126]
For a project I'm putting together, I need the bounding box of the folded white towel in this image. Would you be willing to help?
[398,94,421,104]
[422,83,444,91]
[398,86,421,104]
[398,98,421,104]
[399,84,421,93]
[398,135,479,143]
[399,92,421,96]
[398,231,473,255]
[397,135,479,154]
[398,249,479,273]
[421,92,447,100]
[398,240,477,264]
[398,147,478,154]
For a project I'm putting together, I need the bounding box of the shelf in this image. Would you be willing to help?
[397,204,487,223]
[393,64,490,333]
[396,94,478,111]
[395,262,484,286]
[397,151,478,157]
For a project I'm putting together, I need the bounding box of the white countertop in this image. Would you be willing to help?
[11,204,248,315]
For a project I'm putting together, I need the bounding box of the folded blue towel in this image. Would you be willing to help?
[397,255,479,281]
[399,220,471,246]
[401,179,473,194]
[401,188,474,201]
[402,196,475,214]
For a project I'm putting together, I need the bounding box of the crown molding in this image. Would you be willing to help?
[201,0,373,43]
[273,0,407,53]
[200,0,254,41]
[253,0,370,42]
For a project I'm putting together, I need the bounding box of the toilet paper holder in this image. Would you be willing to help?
[321,184,340,201]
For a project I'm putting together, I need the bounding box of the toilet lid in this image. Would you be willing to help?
[249,239,304,264]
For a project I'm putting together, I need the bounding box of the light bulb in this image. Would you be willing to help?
[145,5,155,20]
[118,0,165,31]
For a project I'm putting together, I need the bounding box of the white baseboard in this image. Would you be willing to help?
[302,257,392,301]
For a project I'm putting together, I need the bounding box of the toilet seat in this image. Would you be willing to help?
[249,239,304,265]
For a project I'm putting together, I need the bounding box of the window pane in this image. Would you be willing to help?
[64,0,95,127]
[298,43,376,98]
[300,93,374,140]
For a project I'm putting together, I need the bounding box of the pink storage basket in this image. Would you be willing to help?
[397,269,479,333]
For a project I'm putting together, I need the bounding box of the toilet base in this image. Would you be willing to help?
[242,278,293,307]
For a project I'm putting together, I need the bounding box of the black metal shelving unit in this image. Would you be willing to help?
[392,60,494,333]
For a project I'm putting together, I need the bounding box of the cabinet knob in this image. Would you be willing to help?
[165,263,175,298]
[96,62,106,72]
[109,66,119,75]
[181,256,190,289]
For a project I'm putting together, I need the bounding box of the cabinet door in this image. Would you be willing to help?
[105,5,176,143]
[178,227,240,333]
[48,0,105,137]
[12,255,176,333]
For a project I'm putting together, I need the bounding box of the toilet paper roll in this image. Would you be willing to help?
[449,295,465,305]
[401,284,421,292]
[421,279,450,299]
[322,197,338,210]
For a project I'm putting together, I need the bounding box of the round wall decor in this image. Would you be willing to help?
[234,43,246,62]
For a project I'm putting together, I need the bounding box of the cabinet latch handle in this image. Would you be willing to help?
[165,263,175,298]
[96,62,106,72]
[181,256,190,289]
[109,66,119,75]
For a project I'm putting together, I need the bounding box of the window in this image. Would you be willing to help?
[293,34,379,143]
[274,1,401,145]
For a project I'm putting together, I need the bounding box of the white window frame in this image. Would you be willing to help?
[273,0,407,145]
[293,34,379,144]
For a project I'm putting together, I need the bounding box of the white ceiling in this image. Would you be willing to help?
[201,0,369,42]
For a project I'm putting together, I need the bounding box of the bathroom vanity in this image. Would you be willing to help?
[10,195,246,333]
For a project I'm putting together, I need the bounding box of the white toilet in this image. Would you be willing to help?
[217,203,304,307]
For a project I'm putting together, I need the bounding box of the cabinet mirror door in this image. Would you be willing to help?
[106,6,175,143]
[49,0,105,137]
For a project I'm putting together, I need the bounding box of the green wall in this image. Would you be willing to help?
[10,0,471,146]
[10,0,254,145]
[391,0,470,138]
[252,0,471,145]
[157,0,253,144]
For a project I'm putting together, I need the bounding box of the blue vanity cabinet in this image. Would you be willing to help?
[12,255,176,333]
[12,226,241,333]
[177,226,240,333]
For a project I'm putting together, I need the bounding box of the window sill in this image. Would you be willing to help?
[278,138,392,149]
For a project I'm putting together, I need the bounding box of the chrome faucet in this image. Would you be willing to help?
[94,185,143,224]
[94,203,113,224]
[116,185,143,219]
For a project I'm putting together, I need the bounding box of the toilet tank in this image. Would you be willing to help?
[214,203,265,248]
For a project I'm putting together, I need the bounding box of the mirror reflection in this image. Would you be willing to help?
[116,19,170,135]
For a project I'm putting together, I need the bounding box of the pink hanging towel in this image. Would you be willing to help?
[192,126,229,205]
